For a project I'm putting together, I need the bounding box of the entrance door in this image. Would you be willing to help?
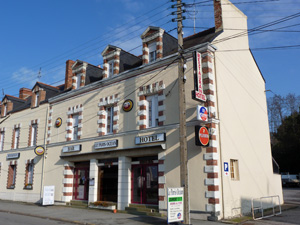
[132,164,158,205]
[74,168,89,200]
[99,165,118,202]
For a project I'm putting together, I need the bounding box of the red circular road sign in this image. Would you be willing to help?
[198,126,209,146]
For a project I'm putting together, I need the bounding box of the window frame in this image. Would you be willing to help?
[230,159,240,181]
[146,94,159,128]
[72,114,79,141]
[76,73,81,89]
[108,60,114,78]
[7,164,17,189]
[14,128,20,149]
[0,131,4,151]
[106,106,114,134]
[30,124,38,146]
[25,163,34,189]
[148,42,157,63]
[3,104,7,116]
[34,92,39,107]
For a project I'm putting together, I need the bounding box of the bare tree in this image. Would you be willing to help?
[267,93,300,133]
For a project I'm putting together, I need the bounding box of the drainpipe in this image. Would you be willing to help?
[39,104,49,204]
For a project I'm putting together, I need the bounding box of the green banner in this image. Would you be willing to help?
[168,197,183,202]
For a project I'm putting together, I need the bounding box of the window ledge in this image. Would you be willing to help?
[7,186,15,189]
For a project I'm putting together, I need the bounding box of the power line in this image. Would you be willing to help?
[0,15,173,94]
[0,2,172,87]
[185,0,280,7]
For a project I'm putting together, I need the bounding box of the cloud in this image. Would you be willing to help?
[12,67,39,87]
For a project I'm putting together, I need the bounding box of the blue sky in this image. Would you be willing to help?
[0,0,299,99]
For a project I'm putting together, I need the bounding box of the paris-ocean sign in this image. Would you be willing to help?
[34,146,45,156]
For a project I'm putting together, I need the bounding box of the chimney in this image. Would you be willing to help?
[65,60,75,90]
[214,0,223,32]
[19,88,32,100]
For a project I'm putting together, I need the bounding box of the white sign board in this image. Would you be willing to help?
[167,187,184,223]
[135,133,165,145]
[94,139,118,149]
[62,144,81,153]
[43,185,55,205]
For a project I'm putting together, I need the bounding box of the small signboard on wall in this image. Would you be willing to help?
[167,187,184,223]
[224,162,229,176]
[42,185,55,206]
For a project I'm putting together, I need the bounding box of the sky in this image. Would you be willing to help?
[0,0,299,99]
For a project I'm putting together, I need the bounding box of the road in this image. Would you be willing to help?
[241,187,300,225]
[283,187,300,205]
[0,188,299,225]
[0,212,74,225]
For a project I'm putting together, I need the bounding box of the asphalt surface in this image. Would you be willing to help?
[0,188,299,225]
[0,200,223,225]
[283,187,300,205]
[0,211,75,225]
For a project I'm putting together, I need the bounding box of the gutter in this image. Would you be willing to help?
[0,114,11,124]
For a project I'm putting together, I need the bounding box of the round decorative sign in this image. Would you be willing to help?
[34,146,45,156]
[122,99,134,112]
[198,126,209,146]
[55,117,62,128]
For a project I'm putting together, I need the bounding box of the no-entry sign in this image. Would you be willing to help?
[195,126,210,146]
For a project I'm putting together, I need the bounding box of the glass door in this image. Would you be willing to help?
[74,168,89,200]
[131,164,158,205]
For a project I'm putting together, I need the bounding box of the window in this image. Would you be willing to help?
[0,131,4,151]
[76,74,81,89]
[7,165,17,189]
[35,92,39,107]
[147,95,159,128]
[30,124,37,146]
[149,42,157,63]
[14,128,20,149]
[108,60,114,77]
[3,104,7,116]
[72,114,79,140]
[25,163,34,189]
[230,159,240,180]
[106,106,114,134]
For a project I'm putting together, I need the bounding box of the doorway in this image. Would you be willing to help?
[99,165,118,202]
[73,167,89,200]
[131,164,158,205]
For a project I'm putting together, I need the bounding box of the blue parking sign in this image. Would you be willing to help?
[224,162,229,176]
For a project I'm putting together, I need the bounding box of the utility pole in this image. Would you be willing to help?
[176,0,190,224]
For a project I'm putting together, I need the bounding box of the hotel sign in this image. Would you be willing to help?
[94,139,118,149]
[62,144,81,153]
[192,51,206,102]
[135,133,166,145]
[6,153,20,160]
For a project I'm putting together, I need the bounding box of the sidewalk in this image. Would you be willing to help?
[0,200,225,225]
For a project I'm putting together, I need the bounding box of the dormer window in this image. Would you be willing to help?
[149,42,157,63]
[108,60,114,78]
[1,99,13,117]
[3,104,7,117]
[34,92,39,107]
[71,61,88,90]
[76,73,81,89]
